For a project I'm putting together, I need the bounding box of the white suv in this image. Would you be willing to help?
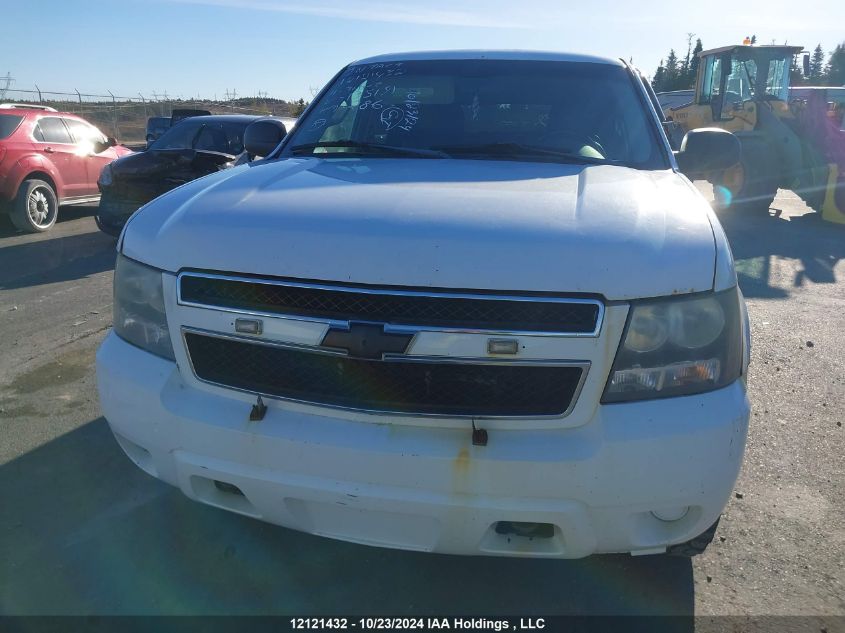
[97,51,750,558]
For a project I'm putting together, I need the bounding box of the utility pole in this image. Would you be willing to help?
[0,72,13,100]
[257,90,269,114]
[224,88,238,111]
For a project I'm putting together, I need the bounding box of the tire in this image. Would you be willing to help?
[666,518,720,557]
[10,179,59,233]
[794,145,829,213]
[713,139,778,214]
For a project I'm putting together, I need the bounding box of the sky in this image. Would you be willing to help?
[2,0,843,102]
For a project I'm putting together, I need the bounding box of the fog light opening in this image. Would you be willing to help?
[494,521,555,539]
[213,480,245,496]
[651,506,690,522]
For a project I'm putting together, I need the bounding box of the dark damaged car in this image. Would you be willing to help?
[95,114,294,236]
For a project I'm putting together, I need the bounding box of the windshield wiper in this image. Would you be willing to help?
[289,140,449,159]
[435,142,610,164]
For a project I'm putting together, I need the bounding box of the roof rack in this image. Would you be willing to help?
[0,103,59,112]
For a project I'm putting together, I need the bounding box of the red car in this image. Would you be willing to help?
[0,104,132,232]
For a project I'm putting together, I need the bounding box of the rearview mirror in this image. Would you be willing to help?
[674,128,741,177]
[244,119,288,158]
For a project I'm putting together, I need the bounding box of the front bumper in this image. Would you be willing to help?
[95,191,146,236]
[97,332,750,558]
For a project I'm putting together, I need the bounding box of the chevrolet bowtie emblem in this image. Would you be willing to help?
[321,322,413,360]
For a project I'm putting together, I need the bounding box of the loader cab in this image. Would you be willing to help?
[671,45,802,133]
[698,46,797,118]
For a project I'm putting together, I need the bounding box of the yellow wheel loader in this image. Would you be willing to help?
[665,44,845,222]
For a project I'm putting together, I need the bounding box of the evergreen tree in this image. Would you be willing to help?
[665,49,680,91]
[789,54,806,87]
[292,98,308,116]
[688,39,703,87]
[825,43,845,86]
[810,44,825,82]
[652,60,666,92]
[750,35,757,45]
[681,33,695,86]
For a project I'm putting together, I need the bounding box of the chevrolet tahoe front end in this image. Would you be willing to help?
[97,51,750,558]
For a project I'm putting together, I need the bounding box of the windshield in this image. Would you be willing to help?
[147,117,170,130]
[149,119,248,154]
[284,59,666,168]
[722,52,792,103]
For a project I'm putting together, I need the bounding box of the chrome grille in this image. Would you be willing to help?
[178,273,602,335]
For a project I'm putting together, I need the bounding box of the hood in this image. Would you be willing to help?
[109,148,234,181]
[122,158,719,300]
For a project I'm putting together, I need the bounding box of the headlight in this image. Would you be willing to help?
[602,288,742,403]
[113,254,175,360]
[98,163,113,187]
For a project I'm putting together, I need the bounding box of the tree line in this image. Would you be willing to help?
[802,43,845,86]
[651,36,845,93]
[651,34,704,93]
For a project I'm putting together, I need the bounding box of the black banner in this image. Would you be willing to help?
[0,616,842,633]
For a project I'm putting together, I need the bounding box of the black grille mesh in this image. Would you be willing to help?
[185,333,583,417]
[179,275,599,333]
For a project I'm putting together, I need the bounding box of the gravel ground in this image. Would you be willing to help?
[0,193,842,623]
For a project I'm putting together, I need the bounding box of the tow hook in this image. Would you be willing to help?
[249,395,267,422]
[471,420,488,446]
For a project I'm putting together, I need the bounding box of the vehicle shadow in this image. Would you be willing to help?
[0,203,102,237]
[0,417,694,624]
[716,205,845,300]
[0,222,116,290]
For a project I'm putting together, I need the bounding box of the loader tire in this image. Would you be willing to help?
[794,148,828,213]
[713,139,778,214]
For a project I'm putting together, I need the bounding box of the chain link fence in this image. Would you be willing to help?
[0,88,300,144]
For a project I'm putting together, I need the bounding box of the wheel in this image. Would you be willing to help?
[794,144,829,213]
[666,518,720,557]
[10,179,59,232]
[712,139,778,214]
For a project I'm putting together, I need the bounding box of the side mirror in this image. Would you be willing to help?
[802,53,810,77]
[93,137,117,154]
[244,118,288,158]
[674,128,741,177]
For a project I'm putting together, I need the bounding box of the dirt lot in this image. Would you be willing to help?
[0,193,843,622]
